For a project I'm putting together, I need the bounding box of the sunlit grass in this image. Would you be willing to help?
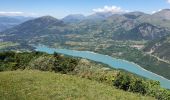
[0,70,155,100]
[0,42,18,49]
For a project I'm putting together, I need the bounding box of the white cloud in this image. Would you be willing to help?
[93,5,127,13]
[167,0,170,3]
[0,11,37,17]
[152,9,162,14]
[151,11,156,14]
[0,12,23,16]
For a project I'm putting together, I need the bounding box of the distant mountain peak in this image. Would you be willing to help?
[160,9,170,11]
[62,14,85,23]
[3,15,65,36]
[152,9,170,20]
[87,12,115,20]
[26,15,62,26]
[36,16,58,21]
[127,11,147,16]
[0,16,33,32]
[65,14,85,17]
[123,11,147,19]
[40,15,56,18]
[154,9,170,14]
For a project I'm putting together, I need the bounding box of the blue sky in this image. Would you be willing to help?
[0,0,170,18]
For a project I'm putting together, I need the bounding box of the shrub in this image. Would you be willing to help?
[129,78,147,94]
[113,72,131,91]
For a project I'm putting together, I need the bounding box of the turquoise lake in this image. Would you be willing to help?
[35,45,170,89]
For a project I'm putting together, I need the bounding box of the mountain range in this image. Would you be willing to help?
[1,9,170,62]
[0,16,33,32]
[1,9,170,41]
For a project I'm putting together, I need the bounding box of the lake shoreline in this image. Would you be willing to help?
[35,45,170,89]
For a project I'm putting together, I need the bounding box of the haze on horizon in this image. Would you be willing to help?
[0,0,170,18]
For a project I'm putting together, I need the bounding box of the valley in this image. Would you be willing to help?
[1,10,170,79]
[1,6,170,99]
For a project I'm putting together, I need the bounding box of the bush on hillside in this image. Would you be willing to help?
[113,72,170,100]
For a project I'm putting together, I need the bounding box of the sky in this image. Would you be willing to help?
[0,0,170,18]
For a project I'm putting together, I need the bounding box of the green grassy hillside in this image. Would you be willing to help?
[0,51,170,99]
[0,70,155,100]
[0,42,18,50]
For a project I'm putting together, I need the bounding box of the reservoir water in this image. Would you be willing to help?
[35,45,170,89]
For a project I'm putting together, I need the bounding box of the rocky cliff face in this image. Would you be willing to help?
[144,36,170,62]
[136,23,168,39]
